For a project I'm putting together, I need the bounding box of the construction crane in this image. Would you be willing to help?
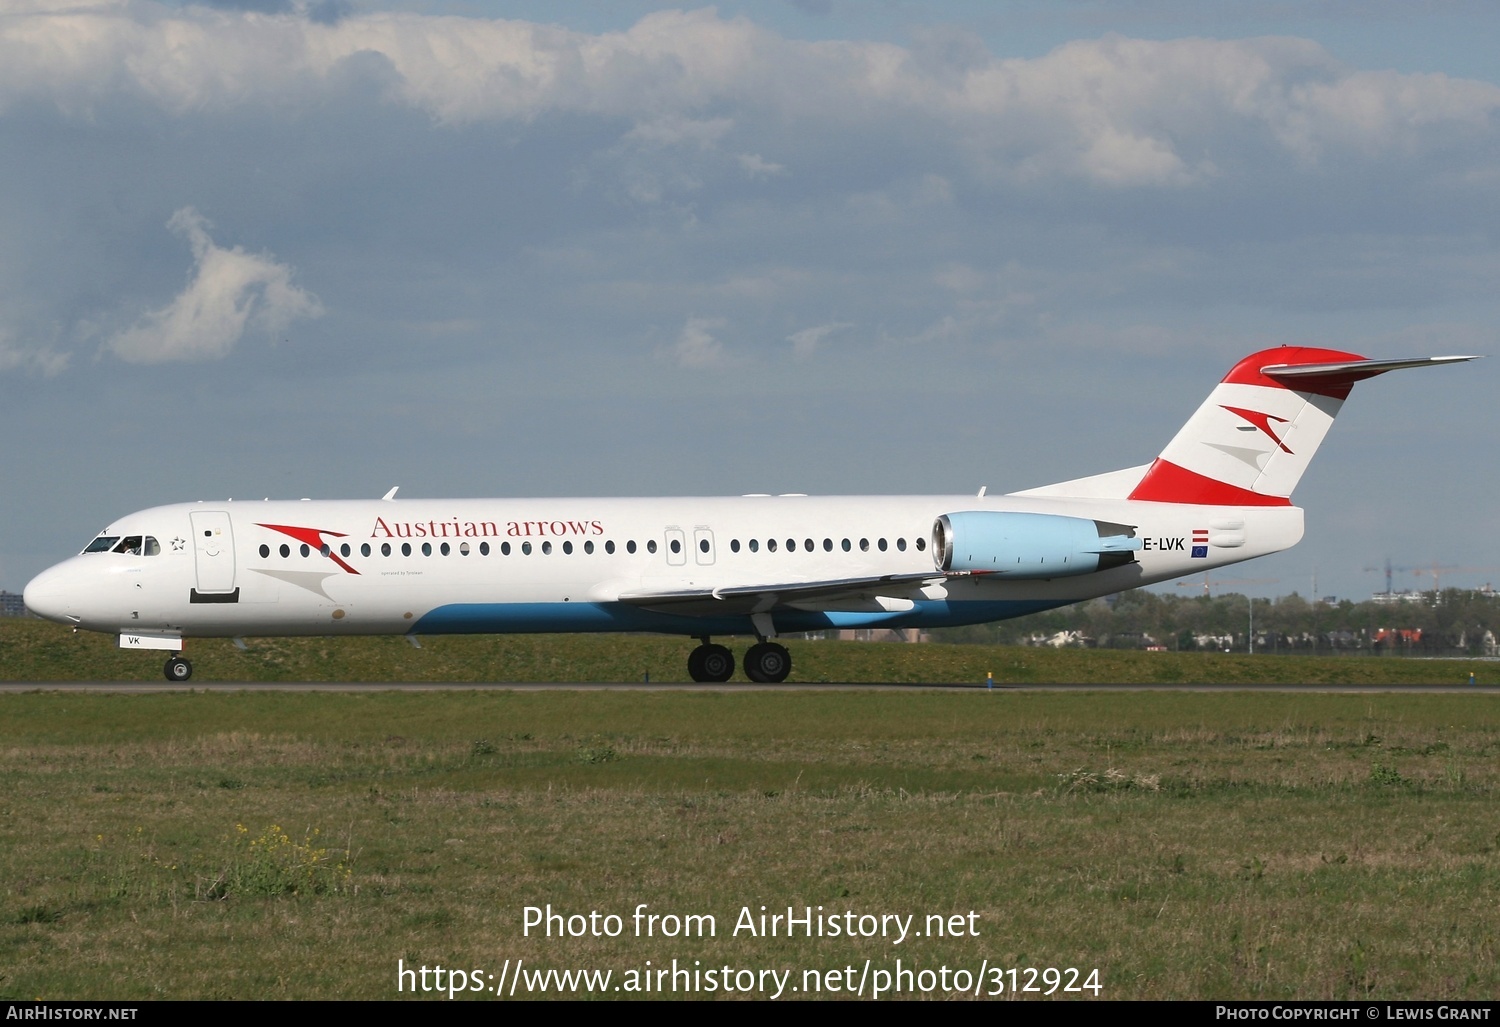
[1364,558,1500,596]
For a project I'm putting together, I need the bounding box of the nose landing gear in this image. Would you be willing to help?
[164,656,193,682]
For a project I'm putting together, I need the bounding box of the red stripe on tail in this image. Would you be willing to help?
[1127,459,1292,506]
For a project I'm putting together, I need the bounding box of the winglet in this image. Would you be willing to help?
[382,486,400,502]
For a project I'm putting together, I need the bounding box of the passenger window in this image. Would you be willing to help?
[767,539,778,553]
[259,544,270,559]
[441,542,451,556]
[479,542,489,556]
[300,544,311,557]
[916,537,926,551]
[381,543,392,556]
[584,541,594,554]
[878,538,887,551]
[522,542,532,555]
[563,541,573,555]
[670,539,681,554]
[605,540,616,554]
[280,544,290,558]
[542,541,553,555]
[749,539,759,553]
[841,539,851,552]
[320,544,331,557]
[730,539,740,553]
[701,539,710,553]
[460,542,470,556]
[860,538,869,552]
[502,542,512,555]
[804,539,814,552]
[897,538,907,551]
[401,543,412,557]
[421,542,432,556]
[340,543,351,557]
[786,539,795,552]
[823,538,832,552]
[647,540,657,554]
[362,543,372,557]
[627,540,637,554]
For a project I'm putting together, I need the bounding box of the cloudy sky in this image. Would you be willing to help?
[2,0,1497,603]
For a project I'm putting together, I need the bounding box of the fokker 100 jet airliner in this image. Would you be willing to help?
[24,347,1474,683]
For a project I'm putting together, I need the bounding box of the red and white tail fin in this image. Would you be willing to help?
[1126,347,1476,506]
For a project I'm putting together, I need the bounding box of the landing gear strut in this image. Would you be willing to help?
[743,641,791,683]
[164,656,193,682]
[687,642,735,683]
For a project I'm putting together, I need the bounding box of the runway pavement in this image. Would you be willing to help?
[2,681,1499,693]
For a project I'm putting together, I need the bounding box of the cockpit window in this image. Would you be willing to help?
[143,537,160,556]
[83,536,120,554]
[113,536,145,556]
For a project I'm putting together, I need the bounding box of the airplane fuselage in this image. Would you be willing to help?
[24,493,1300,641]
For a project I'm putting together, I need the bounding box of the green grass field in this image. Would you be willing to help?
[1,617,1494,684]
[3,683,1499,1000]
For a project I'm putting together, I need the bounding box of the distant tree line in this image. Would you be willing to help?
[930,589,1500,657]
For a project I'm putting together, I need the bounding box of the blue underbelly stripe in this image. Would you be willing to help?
[410,599,1067,636]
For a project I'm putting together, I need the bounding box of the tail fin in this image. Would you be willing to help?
[1126,347,1476,506]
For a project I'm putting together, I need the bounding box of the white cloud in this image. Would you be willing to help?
[0,330,68,376]
[2,8,1497,187]
[737,153,785,178]
[106,207,323,364]
[665,315,731,369]
[787,321,852,360]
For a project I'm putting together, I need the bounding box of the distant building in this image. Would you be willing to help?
[836,628,927,643]
[1371,590,1427,605]
[0,591,28,617]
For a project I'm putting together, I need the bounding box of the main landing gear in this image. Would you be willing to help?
[164,656,193,682]
[743,641,791,683]
[686,639,791,683]
[686,642,735,682]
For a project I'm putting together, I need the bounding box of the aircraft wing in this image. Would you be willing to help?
[615,571,953,617]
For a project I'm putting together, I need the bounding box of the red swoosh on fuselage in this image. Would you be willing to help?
[257,523,360,575]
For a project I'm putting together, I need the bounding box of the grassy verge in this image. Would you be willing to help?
[1,617,1494,684]
[3,689,1499,999]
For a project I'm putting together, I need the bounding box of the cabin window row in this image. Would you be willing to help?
[258,539,655,559]
[727,536,924,554]
[256,535,927,560]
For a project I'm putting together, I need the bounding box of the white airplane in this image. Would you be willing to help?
[23,346,1474,683]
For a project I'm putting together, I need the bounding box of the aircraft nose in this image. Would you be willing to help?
[23,564,77,624]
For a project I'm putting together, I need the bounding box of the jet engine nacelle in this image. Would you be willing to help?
[933,511,1142,577]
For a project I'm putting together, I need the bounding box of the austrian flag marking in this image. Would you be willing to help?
[1191,529,1209,559]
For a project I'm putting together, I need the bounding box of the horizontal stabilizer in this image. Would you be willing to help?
[1261,355,1477,397]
